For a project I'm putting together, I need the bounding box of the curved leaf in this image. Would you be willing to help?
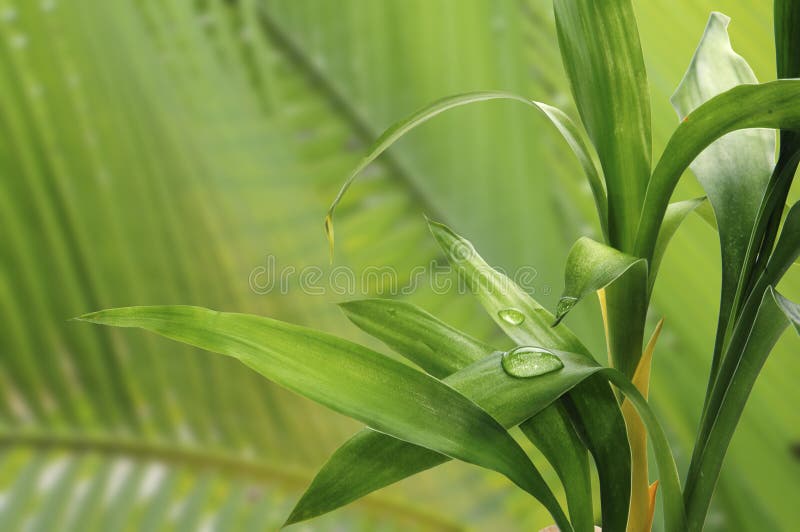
[553,0,651,250]
[554,236,647,325]
[670,11,775,378]
[686,201,800,526]
[684,288,800,531]
[338,299,594,531]
[635,80,800,262]
[325,91,608,257]
[294,346,686,532]
[77,306,570,530]
[428,220,631,532]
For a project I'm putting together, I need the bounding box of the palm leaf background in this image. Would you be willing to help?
[0,0,797,530]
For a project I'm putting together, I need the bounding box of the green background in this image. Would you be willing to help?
[0,1,797,530]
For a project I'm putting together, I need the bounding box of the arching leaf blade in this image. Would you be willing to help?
[636,80,800,262]
[77,306,570,530]
[428,220,631,532]
[325,91,608,258]
[338,298,594,531]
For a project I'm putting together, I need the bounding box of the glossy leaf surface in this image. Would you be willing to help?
[78,305,570,529]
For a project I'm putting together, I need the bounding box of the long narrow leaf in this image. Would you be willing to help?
[324,91,608,257]
[684,288,800,531]
[339,299,594,531]
[338,299,493,378]
[553,0,651,251]
[293,345,684,532]
[77,306,571,530]
[428,220,632,532]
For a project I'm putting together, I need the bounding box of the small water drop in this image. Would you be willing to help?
[498,308,525,325]
[552,297,577,326]
[501,346,563,378]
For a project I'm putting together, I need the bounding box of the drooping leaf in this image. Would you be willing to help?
[670,11,776,378]
[77,306,571,530]
[338,299,594,531]
[428,220,632,532]
[635,80,800,262]
[324,91,609,258]
[554,237,647,325]
[553,0,651,251]
[684,288,800,531]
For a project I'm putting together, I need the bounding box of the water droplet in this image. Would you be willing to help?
[498,308,525,325]
[553,297,577,326]
[501,346,563,378]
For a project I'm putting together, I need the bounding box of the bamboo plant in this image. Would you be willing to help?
[79,1,800,531]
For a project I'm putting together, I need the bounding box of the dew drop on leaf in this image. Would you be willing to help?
[501,346,563,378]
[498,308,525,325]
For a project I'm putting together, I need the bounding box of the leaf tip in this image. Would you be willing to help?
[551,297,577,327]
[324,213,335,264]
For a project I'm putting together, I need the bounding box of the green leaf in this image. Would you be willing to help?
[553,0,651,251]
[338,299,594,531]
[428,220,631,532]
[764,201,800,283]
[651,197,707,288]
[635,80,800,262]
[684,288,800,531]
[748,1,800,296]
[686,202,800,527]
[670,11,775,378]
[294,342,684,532]
[338,299,493,378]
[77,305,571,530]
[554,237,647,325]
[324,91,609,257]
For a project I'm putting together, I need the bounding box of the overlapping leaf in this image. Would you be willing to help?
[670,12,775,377]
[78,305,571,529]
[428,221,632,532]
